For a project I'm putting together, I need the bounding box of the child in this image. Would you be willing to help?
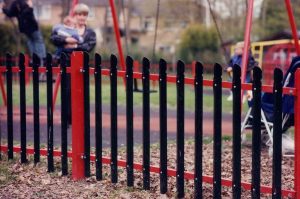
[52,16,83,58]
[226,41,258,101]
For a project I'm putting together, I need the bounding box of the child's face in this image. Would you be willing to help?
[65,19,76,28]
[234,46,243,55]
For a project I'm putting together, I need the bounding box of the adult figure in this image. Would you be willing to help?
[50,3,96,125]
[50,3,96,61]
[2,0,46,62]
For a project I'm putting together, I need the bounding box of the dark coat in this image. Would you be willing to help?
[50,27,96,53]
[2,0,39,36]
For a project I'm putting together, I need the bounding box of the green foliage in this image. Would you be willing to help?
[178,24,221,63]
[258,0,300,38]
[0,23,56,56]
[40,25,56,54]
[0,23,26,55]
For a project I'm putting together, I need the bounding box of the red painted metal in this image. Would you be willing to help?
[24,55,30,85]
[70,52,85,180]
[294,69,300,199]
[108,0,126,86]
[70,0,79,16]
[285,0,300,55]
[0,66,296,95]
[241,0,254,104]
[263,43,295,85]
[52,75,61,110]
[0,145,296,198]
[0,75,7,106]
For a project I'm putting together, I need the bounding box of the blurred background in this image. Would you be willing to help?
[1,0,300,74]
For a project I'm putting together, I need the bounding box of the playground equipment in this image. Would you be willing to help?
[241,56,300,156]
[231,39,300,84]
[0,52,300,198]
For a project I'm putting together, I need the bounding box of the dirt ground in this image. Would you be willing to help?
[0,140,295,199]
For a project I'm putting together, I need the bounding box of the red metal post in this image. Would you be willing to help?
[24,55,30,85]
[241,0,254,94]
[294,69,300,199]
[285,0,300,55]
[71,52,85,180]
[109,0,126,86]
[0,75,7,106]
[52,75,61,110]
[70,0,79,16]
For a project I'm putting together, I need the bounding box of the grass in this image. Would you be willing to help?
[0,75,244,113]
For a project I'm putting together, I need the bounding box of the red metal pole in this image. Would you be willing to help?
[109,0,126,86]
[294,69,300,199]
[70,0,79,16]
[24,55,30,85]
[52,75,61,110]
[241,0,254,96]
[285,0,300,55]
[71,52,85,180]
[0,75,7,106]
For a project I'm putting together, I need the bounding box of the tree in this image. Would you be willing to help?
[258,0,300,38]
[178,23,221,63]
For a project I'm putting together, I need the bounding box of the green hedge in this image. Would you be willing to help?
[177,24,222,64]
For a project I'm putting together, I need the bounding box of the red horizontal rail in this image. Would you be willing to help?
[0,66,296,95]
[0,145,295,198]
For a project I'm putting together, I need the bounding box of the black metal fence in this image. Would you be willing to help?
[0,52,299,198]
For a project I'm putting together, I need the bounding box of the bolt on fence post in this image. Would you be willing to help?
[272,68,283,199]
[176,60,185,198]
[110,54,118,183]
[251,67,262,199]
[32,54,41,165]
[60,53,68,175]
[46,53,54,172]
[83,52,91,177]
[194,61,203,199]
[232,64,241,198]
[159,59,168,194]
[19,53,27,163]
[95,53,103,181]
[6,53,13,160]
[294,69,300,199]
[71,51,85,180]
[142,57,150,190]
[213,63,222,199]
[126,56,134,187]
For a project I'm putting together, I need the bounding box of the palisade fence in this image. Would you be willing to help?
[0,51,300,198]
